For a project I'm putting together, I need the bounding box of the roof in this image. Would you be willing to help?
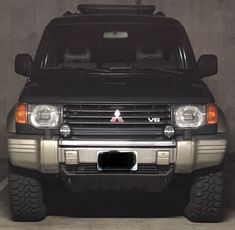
[48,5,180,27]
[49,14,180,27]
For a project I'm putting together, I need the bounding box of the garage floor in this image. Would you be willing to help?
[0,157,235,230]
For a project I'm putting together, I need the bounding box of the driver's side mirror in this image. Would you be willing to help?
[198,54,218,78]
[15,54,33,77]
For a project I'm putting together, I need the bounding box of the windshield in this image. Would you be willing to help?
[38,23,193,72]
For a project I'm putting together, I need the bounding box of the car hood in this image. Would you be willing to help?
[19,73,214,104]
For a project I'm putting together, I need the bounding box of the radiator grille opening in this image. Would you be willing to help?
[63,104,171,139]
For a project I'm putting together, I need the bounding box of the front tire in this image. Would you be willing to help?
[9,169,47,221]
[184,169,225,222]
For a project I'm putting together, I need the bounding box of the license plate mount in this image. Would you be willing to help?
[97,151,138,171]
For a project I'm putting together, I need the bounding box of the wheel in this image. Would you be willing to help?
[184,169,225,222]
[9,168,47,221]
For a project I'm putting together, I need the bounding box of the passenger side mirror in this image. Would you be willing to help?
[15,54,33,77]
[198,55,218,78]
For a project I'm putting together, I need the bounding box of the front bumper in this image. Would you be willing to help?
[8,134,227,174]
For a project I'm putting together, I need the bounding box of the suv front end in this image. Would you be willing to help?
[7,4,227,222]
[8,102,227,188]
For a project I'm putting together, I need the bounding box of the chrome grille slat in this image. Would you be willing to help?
[64,109,170,113]
[63,121,170,125]
[64,114,171,119]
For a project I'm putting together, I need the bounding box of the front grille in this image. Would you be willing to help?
[63,104,171,138]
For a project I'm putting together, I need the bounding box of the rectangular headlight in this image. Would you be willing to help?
[28,104,60,128]
[174,105,206,128]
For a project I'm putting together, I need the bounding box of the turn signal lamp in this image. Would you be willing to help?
[16,103,27,124]
[207,104,217,124]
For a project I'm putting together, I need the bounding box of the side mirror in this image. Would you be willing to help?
[198,54,218,78]
[15,54,33,77]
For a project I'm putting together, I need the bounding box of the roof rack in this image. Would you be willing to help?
[77,4,156,15]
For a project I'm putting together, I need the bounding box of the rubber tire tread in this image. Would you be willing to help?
[184,170,225,223]
[9,172,47,221]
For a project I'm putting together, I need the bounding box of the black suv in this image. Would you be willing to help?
[7,5,227,222]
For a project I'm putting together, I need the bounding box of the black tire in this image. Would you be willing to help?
[184,169,225,223]
[9,170,47,221]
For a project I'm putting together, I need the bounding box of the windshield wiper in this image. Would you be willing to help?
[131,65,184,75]
[102,65,183,75]
[56,63,111,73]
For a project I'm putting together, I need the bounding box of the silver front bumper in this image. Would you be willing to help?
[8,134,227,174]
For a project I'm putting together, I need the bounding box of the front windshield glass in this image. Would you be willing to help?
[39,23,192,72]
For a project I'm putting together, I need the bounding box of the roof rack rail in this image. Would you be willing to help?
[155,11,166,17]
[63,11,73,16]
[77,4,156,15]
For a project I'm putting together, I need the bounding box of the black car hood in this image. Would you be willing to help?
[19,72,214,104]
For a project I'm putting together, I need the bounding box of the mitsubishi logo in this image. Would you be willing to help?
[110,109,124,123]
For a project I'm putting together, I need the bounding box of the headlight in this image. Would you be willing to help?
[174,105,206,128]
[28,105,60,128]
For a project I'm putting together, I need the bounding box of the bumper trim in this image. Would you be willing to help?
[7,134,227,174]
[59,139,176,147]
